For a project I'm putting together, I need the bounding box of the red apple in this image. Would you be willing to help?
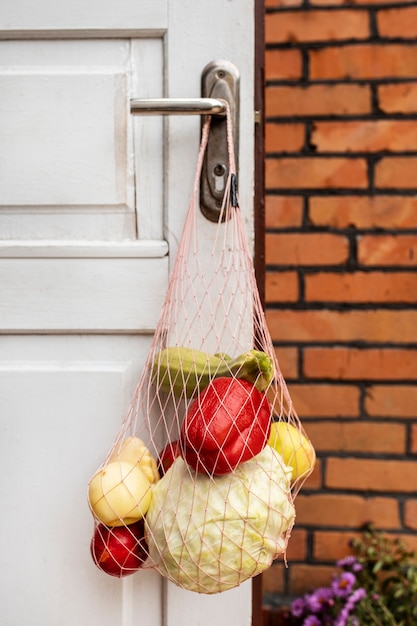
[158,440,181,474]
[90,520,148,577]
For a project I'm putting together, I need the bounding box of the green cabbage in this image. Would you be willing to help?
[145,446,295,594]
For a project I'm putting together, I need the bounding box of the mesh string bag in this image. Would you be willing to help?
[87,106,316,592]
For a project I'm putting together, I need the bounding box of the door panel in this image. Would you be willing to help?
[0,0,167,33]
[0,242,168,332]
[0,39,164,241]
[0,335,163,626]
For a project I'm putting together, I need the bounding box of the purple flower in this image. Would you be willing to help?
[291,597,306,618]
[334,587,367,626]
[347,587,366,606]
[332,572,356,597]
[334,607,350,626]
[305,587,333,613]
[337,556,363,573]
[337,556,356,568]
[302,616,321,626]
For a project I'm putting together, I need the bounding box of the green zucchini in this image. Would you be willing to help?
[152,346,274,397]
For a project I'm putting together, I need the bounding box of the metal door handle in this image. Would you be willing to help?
[130,60,239,222]
[131,97,227,116]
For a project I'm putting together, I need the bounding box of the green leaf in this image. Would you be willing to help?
[372,560,383,573]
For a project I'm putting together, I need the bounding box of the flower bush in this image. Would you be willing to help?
[287,524,417,626]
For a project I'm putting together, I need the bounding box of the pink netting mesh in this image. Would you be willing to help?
[87,107,315,593]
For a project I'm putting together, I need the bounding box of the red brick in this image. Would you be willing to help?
[265,270,299,302]
[326,457,417,492]
[306,421,406,454]
[265,49,303,80]
[266,84,371,117]
[366,385,417,418]
[404,500,417,531]
[311,0,417,4]
[314,529,410,562]
[265,9,369,44]
[287,384,360,417]
[265,309,417,344]
[411,424,417,454]
[304,347,417,380]
[265,196,304,228]
[378,83,417,114]
[377,6,417,38]
[262,562,285,595]
[265,233,349,265]
[288,564,334,594]
[296,493,401,526]
[311,120,417,152]
[314,531,361,562]
[265,0,303,7]
[265,122,305,153]
[305,271,417,302]
[287,528,308,561]
[358,235,417,266]
[303,458,322,489]
[266,157,368,190]
[400,533,417,552]
[309,196,417,229]
[275,346,299,379]
[376,157,417,189]
[306,347,382,378]
[310,44,417,80]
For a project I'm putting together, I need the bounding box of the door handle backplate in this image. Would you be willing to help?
[200,60,240,222]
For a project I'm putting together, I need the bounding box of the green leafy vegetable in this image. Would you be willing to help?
[145,446,295,594]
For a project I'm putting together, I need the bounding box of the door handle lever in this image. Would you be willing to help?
[130,60,240,222]
[130,97,227,116]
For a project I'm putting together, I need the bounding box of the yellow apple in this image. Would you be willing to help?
[109,436,159,484]
[88,460,152,527]
[268,421,316,481]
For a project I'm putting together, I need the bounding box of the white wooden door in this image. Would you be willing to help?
[0,2,256,625]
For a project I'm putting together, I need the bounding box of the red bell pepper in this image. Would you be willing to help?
[158,439,182,475]
[181,377,271,475]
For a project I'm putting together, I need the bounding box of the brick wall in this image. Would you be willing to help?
[262,0,417,606]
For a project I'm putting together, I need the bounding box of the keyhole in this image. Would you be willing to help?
[213,163,227,192]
